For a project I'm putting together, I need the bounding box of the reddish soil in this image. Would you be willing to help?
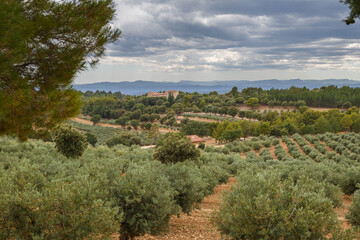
[128,176,352,240]
[135,177,237,240]
[279,140,292,157]
[321,141,334,152]
[73,117,123,129]
[303,138,323,155]
[268,145,278,159]
[335,195,353,230]
[290,138,308,156]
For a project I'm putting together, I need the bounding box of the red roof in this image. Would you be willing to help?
[187,135,205,143]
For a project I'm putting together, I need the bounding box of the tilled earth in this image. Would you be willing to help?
[136,177,237,240]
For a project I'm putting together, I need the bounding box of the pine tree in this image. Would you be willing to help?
[0,0,121,141]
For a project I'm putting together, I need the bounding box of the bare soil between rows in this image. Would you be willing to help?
[122,175,351,240]
[124,177,237,240]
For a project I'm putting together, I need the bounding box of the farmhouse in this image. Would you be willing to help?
[147,90,179,99]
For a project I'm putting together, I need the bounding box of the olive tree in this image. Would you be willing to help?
[153,133,200,164]
[90,114,101,125]
[111,162,178,240]
[53,125,88,158]
[212,171,350,240]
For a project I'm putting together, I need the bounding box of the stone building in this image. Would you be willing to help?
[147,90,179,99]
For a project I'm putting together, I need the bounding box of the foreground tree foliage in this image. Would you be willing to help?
[0,0,120,141]
[153,133,200,163]
[341,0,360,24]
[54,125,88,158]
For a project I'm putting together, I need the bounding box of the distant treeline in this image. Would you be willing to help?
[263,85,360,108]
[80,85,360,121]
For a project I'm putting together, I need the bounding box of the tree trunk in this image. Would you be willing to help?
[119,232,131,240]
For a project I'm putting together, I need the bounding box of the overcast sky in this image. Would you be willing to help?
[75,0,360,84]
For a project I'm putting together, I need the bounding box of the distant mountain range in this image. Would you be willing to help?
[73,79,360,95]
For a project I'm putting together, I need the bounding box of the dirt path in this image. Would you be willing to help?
[321,141,335,152]
[268,145,278,159]
[73,117,123,129]
[290,138,308,156]
[136,177,236,240]
[280,140,292,157]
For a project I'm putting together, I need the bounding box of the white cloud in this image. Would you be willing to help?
[76,0,360,83]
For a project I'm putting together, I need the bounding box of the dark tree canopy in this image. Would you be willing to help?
[341,0,360,24]
[154,133,200,164]
[54,125,88,158]
[0,0,121,141]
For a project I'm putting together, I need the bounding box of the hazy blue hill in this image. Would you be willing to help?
[74,79,360,95]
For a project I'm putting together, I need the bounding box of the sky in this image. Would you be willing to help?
[75,0,360,84]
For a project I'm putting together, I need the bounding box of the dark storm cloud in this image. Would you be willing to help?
[108,0,360,71]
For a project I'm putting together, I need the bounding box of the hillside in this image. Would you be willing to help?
[74,79,360,95]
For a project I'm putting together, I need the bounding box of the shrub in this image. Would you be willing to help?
[260,149,273,161]
[105,133,141,148]
[198,142,205,149]
[165,162,207,214]
[252,142,262,151]
[222,147,230,154]
[263,140,271,148]
[0,161,119,240]
[129,120,140,130]
[111,162,178,240]
[85,132,98,147]
[154,133,200,164]
[347,188,360,226]
[90,114,101,125]
[272,138,280,146]
[199,165,229,196]
[212,171,346,240]
[53,125,88,158]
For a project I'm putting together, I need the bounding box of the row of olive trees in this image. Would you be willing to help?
[0,131,227,240]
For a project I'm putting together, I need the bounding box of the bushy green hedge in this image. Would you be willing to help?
[111,161,178,240]
[347,188,360,226]
[165,162,207,214]
[0,158,119,240]
[212,171,351,240]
